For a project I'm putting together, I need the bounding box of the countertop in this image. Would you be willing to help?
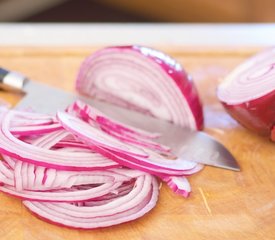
[0,23,275,47]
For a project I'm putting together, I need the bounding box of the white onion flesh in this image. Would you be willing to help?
[217,48,275,104]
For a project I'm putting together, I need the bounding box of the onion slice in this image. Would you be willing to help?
[57,111,149,158]
[162,176,191,198]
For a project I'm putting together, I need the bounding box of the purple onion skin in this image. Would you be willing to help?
[221,90,275,139]
[77,45,204,130]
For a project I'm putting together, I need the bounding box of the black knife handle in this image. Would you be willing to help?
[0,67,27,92]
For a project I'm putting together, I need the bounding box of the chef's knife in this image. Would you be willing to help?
[0,67,240,171]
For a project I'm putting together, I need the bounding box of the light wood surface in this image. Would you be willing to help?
[0,46,274,240]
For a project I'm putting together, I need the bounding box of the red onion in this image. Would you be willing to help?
[0,44,205,228]
[0,158,135,202]
[0,110,118,170]
[23,174,159,229]
[217,48,275,140]
[162,176,191,198]
[0,154,159,228]
[57,111,149,159]
[69,100,166,152]
[0,104,202,229]
[76,45,203,130]
[0,107,160,227]
[57,110,201,177]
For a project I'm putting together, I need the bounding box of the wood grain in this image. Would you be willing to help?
[0,46,274,240]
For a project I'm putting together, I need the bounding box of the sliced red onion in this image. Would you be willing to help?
[0,175,125,202]
[0,89,203,229]
[0,159,14,185]
[76,46,203,130]
[10,123,62,136]
[69,100,168,153]
[100,125,170,153]
[9,110,56,127]
[57,111,201,176]
[0,110,118,170]
[57,111,149,158]
[54,140,90,149]
[162,176,191,198]
[71,100,161,139]
[1,148,159,227]
[217,48,275,139]
[90,146,201,177]
[2,159,130,190]
[0,154,137,202]
[23,174,159,229]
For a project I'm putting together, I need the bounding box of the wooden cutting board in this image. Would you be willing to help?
[0,46,274,240]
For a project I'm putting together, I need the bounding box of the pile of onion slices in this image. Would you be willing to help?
[0,46,204,229]
[0,101,203,229]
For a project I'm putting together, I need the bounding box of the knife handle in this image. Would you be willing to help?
[0,67,27,92]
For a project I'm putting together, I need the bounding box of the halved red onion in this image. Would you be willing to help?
[217,48,275,140]
[76,46,203,130]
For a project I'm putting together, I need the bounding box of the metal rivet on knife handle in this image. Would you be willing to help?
[0,67,27,92]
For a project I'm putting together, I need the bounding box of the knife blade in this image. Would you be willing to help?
[0,67,240,171]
